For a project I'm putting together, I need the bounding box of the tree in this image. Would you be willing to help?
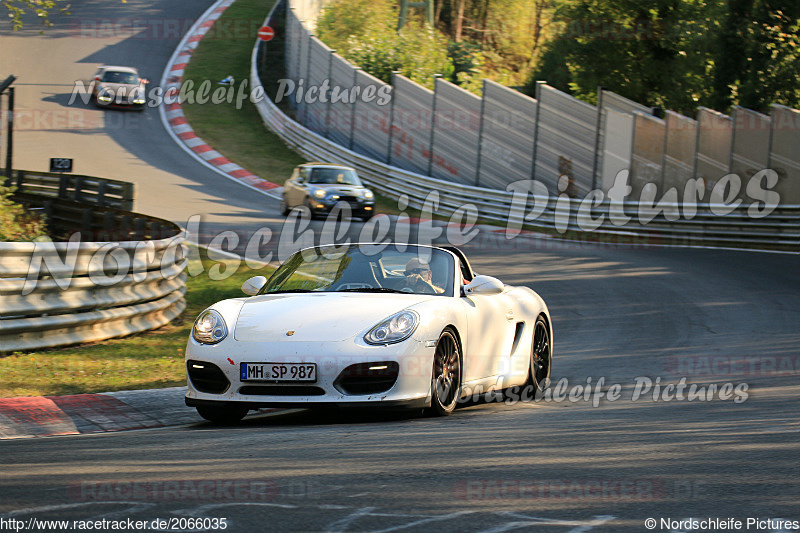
[713,0,800,111]
[527,0,723,112]
[529,0,800,113]
[3,0,69,31]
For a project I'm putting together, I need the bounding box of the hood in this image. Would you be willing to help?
[97,82,144,98]
[233,292,433,342]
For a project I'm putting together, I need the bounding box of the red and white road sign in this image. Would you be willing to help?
[258,26,275,41]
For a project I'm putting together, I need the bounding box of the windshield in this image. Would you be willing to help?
[101,71,139,84]
[261,244,455,297]
[308,168,360,185]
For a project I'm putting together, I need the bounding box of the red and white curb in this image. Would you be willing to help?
[0,388,193,439]
[158,0,280,198]
[0,388,282,439]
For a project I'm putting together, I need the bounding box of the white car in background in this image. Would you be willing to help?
[185,243,552,423]
[91,65,148,110]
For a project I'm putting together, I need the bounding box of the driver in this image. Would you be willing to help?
[404,258,444,294]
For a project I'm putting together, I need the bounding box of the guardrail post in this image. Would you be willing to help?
[4,87,13,180]
[121,214,132,238]
[121,182,134,211]
[97,180,107,207]
[296,18,305,92]
[58,174,69,198]
[135,218,146,240]
[81,207,93,233]
[592,86,604,192]
[474,79,487,187]
[387,72,399,166]
[73,176,84,203]
[43,199,53,222]
[660,112,669,193]
[349,67,359,151]
[530,81,544,181]
[427,74,442,177]
[728,106,738,173]
[302,34,314,128]
[325,50,335,139]
[103,211,114,235]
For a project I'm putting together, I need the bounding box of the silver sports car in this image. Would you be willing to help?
[91,65,148,110]
[280,163,376,220]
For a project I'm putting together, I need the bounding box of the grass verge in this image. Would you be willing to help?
[0,248,274,398]
[179,0,303,185]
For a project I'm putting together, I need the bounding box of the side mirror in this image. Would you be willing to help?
[463,275,504,296]
[241,276,267,296]
[141,78,150,84]
[94,76,101,81]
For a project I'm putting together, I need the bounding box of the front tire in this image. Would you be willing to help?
[428,329,462,416]
[527,316,552,397]
[305,197,320,220]
[280,196,290,216]
[196,404,249,424]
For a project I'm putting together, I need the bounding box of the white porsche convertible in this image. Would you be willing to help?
[185,243,552,422]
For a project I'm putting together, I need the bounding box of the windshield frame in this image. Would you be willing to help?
[307,167,362,186]
[259,244,456,297]
[101,71,139,85]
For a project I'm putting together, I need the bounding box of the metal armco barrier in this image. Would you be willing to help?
[0,176,186,353]
[251,2,799,251]
[6,170,135,211]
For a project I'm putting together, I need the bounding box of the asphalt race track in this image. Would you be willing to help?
[4,0,288,253]
[2,1,799,532]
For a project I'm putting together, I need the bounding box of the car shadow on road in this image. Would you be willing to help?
[187,407,425,430]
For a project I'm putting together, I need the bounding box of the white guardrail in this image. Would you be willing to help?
[0,179,187,353]
[0,237,186,352]
[250,2,799,251]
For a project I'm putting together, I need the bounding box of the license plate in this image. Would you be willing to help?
[240,362,316,382]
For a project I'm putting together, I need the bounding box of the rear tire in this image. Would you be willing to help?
[428,329,462,416]
[196,404,249,424]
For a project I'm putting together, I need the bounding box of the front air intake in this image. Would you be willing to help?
[334,362,400,395]
[187,360,230,394]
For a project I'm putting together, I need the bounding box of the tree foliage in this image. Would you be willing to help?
[317,0,456,89]
[529,0,800,113]
[712,1,800,111]
[2,0,69,31]
[526,0,722,112]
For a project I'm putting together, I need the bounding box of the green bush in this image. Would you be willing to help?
[316,0,396,52]
[0,186,49,242]
[317,0,456,90]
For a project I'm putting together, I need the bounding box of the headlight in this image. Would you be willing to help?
[364,190,374,199]
[133,97,146,104]
[364,310,419,345]
[313,188,326,199]
[98,92,112,103]
[192,309,228,344]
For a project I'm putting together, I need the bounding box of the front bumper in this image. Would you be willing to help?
[95,94,146,110]
[185,337,434,409]
[309,198,374,217]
